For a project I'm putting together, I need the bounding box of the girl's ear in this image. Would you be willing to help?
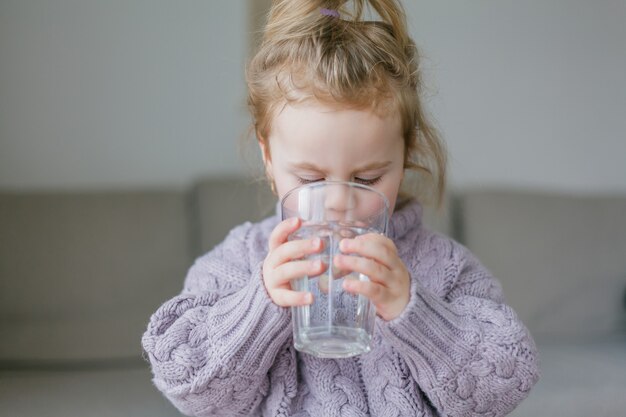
[257,135,272,170]
[257,136,278,195]
[257,135,274,184]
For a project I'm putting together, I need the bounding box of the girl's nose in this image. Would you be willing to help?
[323,183,357,219]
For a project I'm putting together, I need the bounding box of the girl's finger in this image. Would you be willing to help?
[333,254,390,285]
[342,279,387,305]
[271,288,313,308]
[339,234,398,269]
[267,237,323,269]
[270,259,326,287]
[268,217,301,251]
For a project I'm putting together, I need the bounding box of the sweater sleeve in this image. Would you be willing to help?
[377,235,539,417]
[141,223,294,417]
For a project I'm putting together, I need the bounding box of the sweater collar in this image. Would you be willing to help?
[387,198,423,240]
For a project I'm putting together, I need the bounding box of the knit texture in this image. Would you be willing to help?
[142,200,539,416]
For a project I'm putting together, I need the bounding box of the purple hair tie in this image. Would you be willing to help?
[320,8,340,18]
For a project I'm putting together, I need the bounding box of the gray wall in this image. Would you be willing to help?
[1,0,625,193]
[0,0,249,190]
[405,0,626,193]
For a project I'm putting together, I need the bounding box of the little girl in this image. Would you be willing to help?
[142,1,539,416]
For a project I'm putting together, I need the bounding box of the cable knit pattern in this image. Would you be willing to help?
[142,200,539,416]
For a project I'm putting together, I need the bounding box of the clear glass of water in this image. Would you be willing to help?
[280,181,390,358]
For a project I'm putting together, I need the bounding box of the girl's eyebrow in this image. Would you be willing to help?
[290,162,324,172]
[290,161,392,172]
[355,161,392,171]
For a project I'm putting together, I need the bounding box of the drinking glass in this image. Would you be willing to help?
[280,181,390,358]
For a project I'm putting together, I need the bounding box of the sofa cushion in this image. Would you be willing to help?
[0,365,183,417]
[191,177,277,255]
[0,191,191,361]
[459,189,626,341]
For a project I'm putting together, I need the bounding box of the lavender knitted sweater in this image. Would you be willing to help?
[142,200,539,416]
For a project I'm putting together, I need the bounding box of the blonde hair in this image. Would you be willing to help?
[246,0,447,206]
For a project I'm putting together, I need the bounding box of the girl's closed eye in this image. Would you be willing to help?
[354,176,382,186]
[297,176,324,185]
[297,176,383,186]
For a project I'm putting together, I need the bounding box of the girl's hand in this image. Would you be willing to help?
[335,234,410,321]
[262,218,325,307]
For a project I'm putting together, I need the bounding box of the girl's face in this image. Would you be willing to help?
[261,101,405,212]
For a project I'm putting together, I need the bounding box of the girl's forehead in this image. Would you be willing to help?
[273,101,400,134]
[274,96,396,118]
[269,102,404,165]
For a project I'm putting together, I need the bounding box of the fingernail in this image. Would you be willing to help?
[305,293,313,304]
[312,238,321,248]
[291,217,299,226]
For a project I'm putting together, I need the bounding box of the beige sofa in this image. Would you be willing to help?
[1,177,624,416]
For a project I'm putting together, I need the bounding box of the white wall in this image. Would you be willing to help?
[1,0,625,193]
[405,0,626,193]
[0,0,250,190]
